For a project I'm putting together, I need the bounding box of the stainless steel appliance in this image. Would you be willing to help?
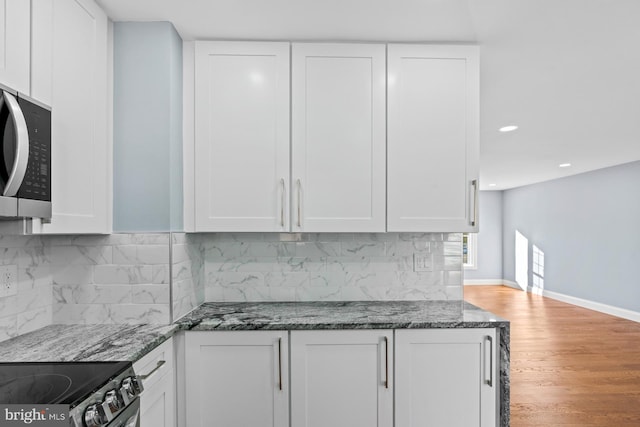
[0,84,51,219]
[0,361,142,427]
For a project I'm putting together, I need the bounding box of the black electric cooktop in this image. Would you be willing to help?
[0,362,131,408]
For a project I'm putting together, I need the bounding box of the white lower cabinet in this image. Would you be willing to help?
[395,328,498,427]
[290,330,393,427]
[134,338,175,427]
[182,328,498,427]
[184,331,289,427]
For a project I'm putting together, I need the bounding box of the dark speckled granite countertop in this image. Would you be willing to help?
[0,324,179,363]
[0,301,507,362]
[175,300,509,330]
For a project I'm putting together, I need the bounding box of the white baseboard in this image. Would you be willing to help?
[540,289,640,323]
[501,280,522,290]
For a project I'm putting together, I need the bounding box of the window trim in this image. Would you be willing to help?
[463,233,477,270]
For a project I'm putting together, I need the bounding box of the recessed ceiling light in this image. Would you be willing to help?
[559,163,572,168]
[488,183,497,187]
[499,125,518,132]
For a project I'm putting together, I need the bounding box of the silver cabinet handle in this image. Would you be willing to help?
[485,335,493,387]
[384,336,389,389]
[471,179,479,227]
[277,337,283,391]
[0,91,29,197]
[296,179,302,228]
[280,178,286,227]
[138,360,166,381]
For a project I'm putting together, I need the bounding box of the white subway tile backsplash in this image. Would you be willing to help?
[17,306,52,335]
[106,304,170,324]
[93,265,153,285]
[0,316,18,342]
[131,284,170,304]
[341,241,386,257]
[136,245,170,264]
[112,246,137,264]
[1,231,464,343]
[443,241,462,256]
[51,245,112,265]
[49,233,173,326]
[53,304,110,324]
[51,265,93,285]
[264,272,309,288]
[171,233,205,321]
[201,233,463,303]
[151,265,170,284]
[208,271,264,288]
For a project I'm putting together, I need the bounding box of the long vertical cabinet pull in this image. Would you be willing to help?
[280,179,286,227]
[484,335,493,387]
[470,179,479,227]
[384,336,389,389]
[277,337,283,391]
[296,179,302,228]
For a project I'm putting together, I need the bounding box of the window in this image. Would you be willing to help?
[463,233,477,270]
[532,244,544,291]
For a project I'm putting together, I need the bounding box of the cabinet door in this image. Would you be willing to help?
[139,372,174,427]
[194,41,290,232]
[39,0,110,234]
[387,45,479,232]
[135,338,175,427]
[395,328,497,427]
[290,330,393,427]
[0,0,30,94]
[292,43,386,232]
[30,0,53,106]
[185,331,289,427]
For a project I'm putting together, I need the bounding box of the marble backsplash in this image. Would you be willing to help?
[0,235,52,342]
[203,233,463,302]
[1,231,464,342]
[171,233,205,321]
[51,234,171,325]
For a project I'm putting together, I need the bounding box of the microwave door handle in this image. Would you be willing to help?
[1,91,29,197]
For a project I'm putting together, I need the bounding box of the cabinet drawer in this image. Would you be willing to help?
[134,337,174,390]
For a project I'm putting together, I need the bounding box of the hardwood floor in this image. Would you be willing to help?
[464,285,640,427]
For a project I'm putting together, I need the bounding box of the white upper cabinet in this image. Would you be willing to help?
[387,44,479,232]
[30,0,54,106]
[38,0,110,234]
[194,41,290,232]
[0,0,30,94]
[189,42,477,233]
[291,43,386,232]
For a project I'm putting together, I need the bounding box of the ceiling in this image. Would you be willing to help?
[96,0,640,190]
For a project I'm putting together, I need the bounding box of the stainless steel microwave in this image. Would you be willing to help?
[0,85,51,219]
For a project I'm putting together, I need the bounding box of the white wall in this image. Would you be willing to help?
[502,160,640,313]
[113,22,183,232]
[464,191,503,282]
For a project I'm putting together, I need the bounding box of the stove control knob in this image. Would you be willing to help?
[104,389,124,414]
[121,376,142,403]
[132,376,143,394]
[84,403,108,427]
